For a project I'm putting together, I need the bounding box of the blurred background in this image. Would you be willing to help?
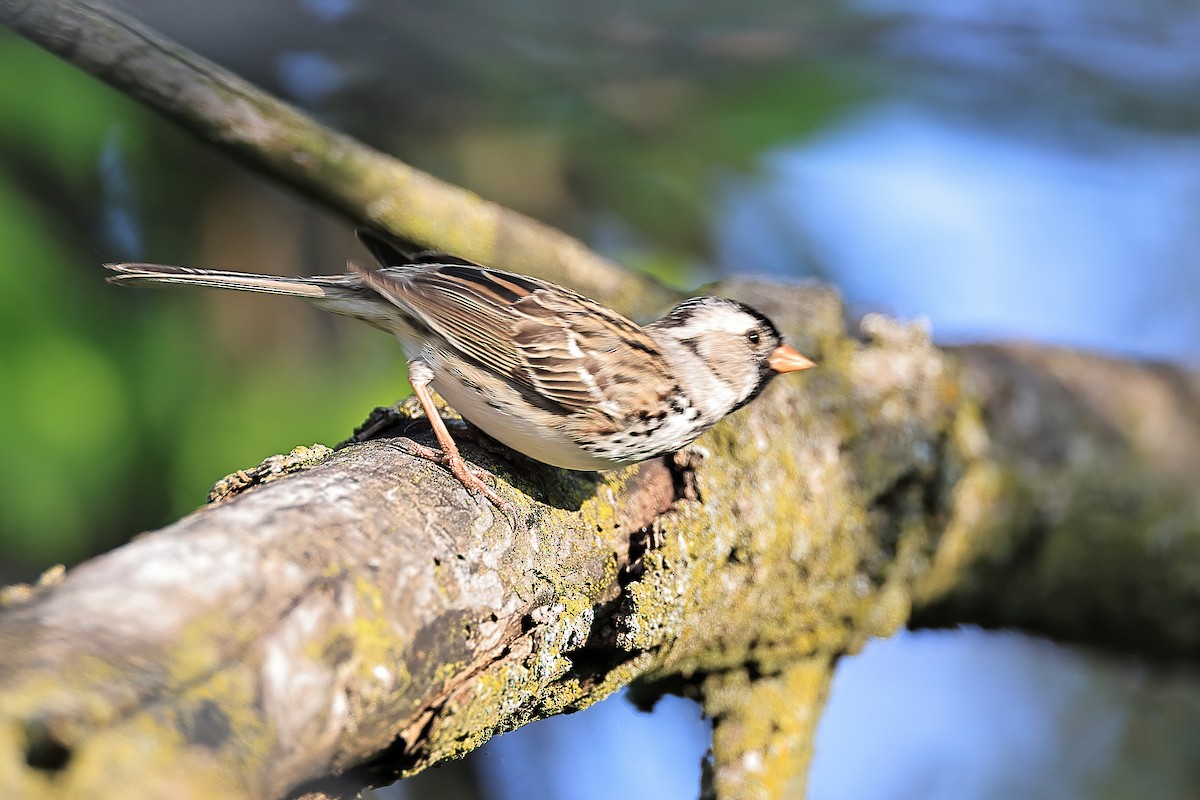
[2,0,1200,797]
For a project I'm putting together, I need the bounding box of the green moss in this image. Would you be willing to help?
[338,578,415,707]
[0,616,271,798]
[0,707,242,799]
[704,659,834,800]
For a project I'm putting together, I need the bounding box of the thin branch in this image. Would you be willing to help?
[0,0,680,318]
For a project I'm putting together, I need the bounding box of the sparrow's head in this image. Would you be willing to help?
[651,296,815,411]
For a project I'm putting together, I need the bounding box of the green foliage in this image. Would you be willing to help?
[0,34,125,184]
[565,63,871,255]
[0,162,136,564]
[0,34,408,574]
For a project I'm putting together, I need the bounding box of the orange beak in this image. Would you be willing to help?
[768,343,816,373]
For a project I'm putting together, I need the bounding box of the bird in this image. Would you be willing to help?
[106,231,816,511]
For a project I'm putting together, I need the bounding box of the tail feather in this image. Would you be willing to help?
[104,261,411,331]
[104,263,348,298]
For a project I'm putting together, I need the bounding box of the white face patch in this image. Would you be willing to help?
[670,304,757,340]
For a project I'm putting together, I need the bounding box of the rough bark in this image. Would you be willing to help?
[2,282,1198,800]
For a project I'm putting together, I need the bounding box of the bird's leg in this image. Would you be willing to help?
[406,360,513,512]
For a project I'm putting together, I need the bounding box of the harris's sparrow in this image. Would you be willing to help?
[106,231,815,510]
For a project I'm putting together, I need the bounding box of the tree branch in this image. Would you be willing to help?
[1,282,1198,799]
[0,0,680,318]
[914,343,1200,654]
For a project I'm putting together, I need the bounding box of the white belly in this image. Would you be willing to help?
[391,333,613,469]
[431,372,618,471]
[398,337,701,472]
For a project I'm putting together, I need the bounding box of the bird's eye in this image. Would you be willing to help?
[747,330,761,345]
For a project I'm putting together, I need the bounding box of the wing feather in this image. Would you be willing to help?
[349,260,676,418]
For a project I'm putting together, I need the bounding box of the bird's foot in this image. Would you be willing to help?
[393,438,514,514]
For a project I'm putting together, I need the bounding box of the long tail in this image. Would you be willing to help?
[104,263,352,298]
[104,262,410,331]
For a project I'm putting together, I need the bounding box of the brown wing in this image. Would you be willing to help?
[349,260,676,418]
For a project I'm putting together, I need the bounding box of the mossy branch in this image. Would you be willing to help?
[1,281,1198,799]
[0,0,679,318]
